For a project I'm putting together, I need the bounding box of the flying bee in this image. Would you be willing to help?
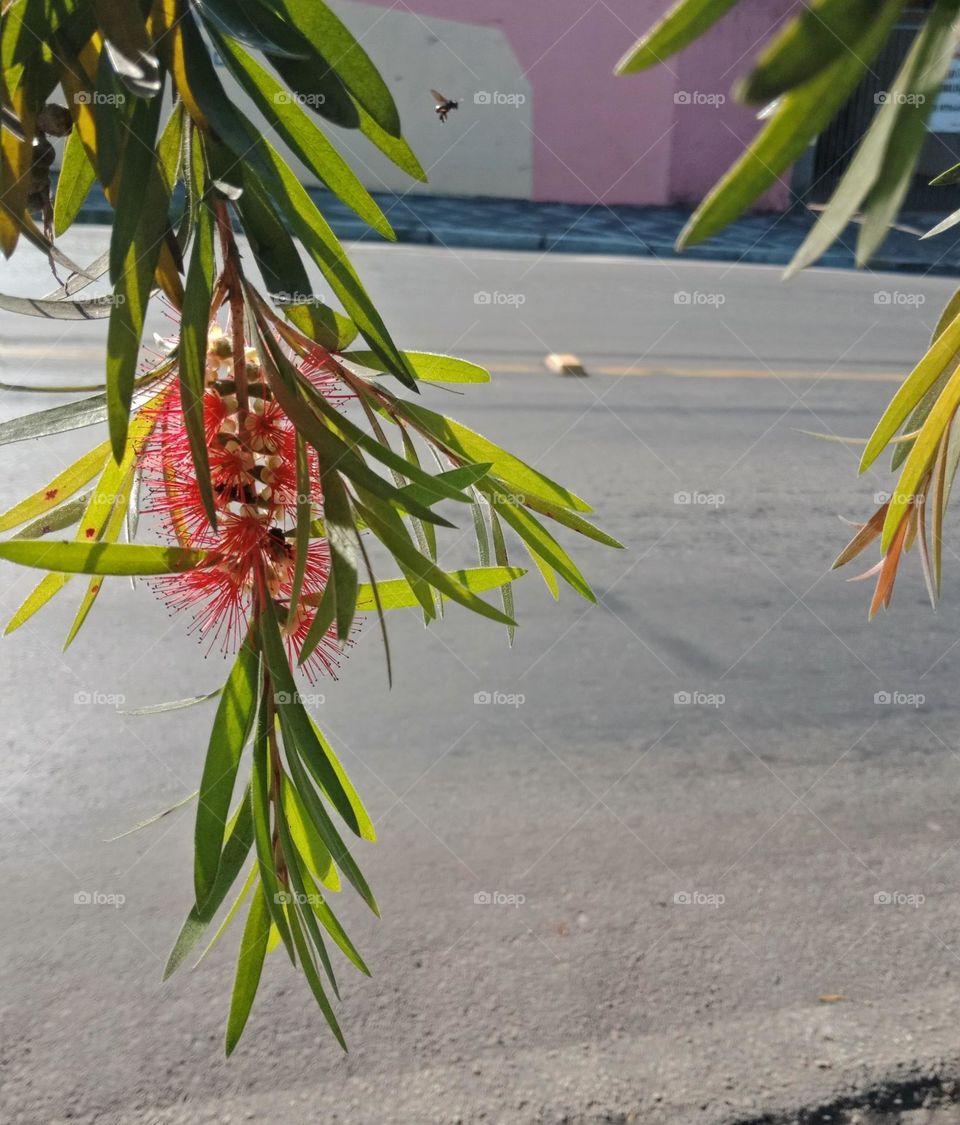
[431,89,458,124]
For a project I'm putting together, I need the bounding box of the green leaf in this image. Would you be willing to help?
[165,786,254,977]
[0,391,111,444]
[250,696,295,960]
[615,0,741,73]
[0,540,208,575]
[54,125,97,236]
[318,460,358,642]
[860,308,960,471]
[283,739,378,914]
[11,493,90,540]
[274,0,401,135]
[738,0,884,104]
[285,899,347,1049]
[194,0,309,58]
[856,0,960,266]
[62,466,136,648]
[175,17,416,389]
[261,596,365,837]
[106,93,170,461]
[489,506,515,646]
[119,688,222,715]
[93,0,161,97]
[214,35,394,238]
[484,490,596,602]
[224,882,271,1056]
[178,194,217,527]
[194,631,260,908]
[355,101,426,182]
[353,496,518,626]
[353,566,527,611]
[399,400,592,512]
[882,364,960,550]
[297,862,370,977]
[0,440,110,531]
[344,351,490,384]
[678,0,904,248]
[106,789,199,841]
[280,773,341,891]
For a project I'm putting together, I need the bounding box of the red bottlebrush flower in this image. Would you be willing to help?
[139,322,351,678]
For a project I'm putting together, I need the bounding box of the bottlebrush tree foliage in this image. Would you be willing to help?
[0,1,621,1053]
[618,0,960,613]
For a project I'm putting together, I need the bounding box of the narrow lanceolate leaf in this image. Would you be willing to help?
[616,0,742,73]
[285,899,347,1049]
[261,596,365,837]
[165,787,254,977]
[274,0,402,136]
[62,467,137,648]
[0,391,112,444]
[489,507,516,645]
[344,351,490,384]
[284,738,379,914]
[107,94,170,461]
[225,883,271,1056]
[0,540,208,575]
[856,0,960,266]
[93,0,161,96]
[54,125,97,237]
[0,290,121,320]
[738,0,885,104]
[119,688,222,715]
[194,0,309,59]
[179,195,217,526]
[0,440,110,532]
[485,490,597,602]
[213,36,394,238]
[281,774,341,891]
[249,699,295,961]
[860,308,960,472]
[399,400,593,512]
[12,494,91,540]
[106,789,199,841]
[320,466,359,643]
[174,14,416,389]
[354,496,518,627]
[678,0,904,248]
[882,364,960,551]
[351,566,527,611]
[194,631,260,907]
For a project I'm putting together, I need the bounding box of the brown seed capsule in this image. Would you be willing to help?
[32,137,55,170]
[35,103,72,137]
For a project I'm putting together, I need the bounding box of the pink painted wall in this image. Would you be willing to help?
[352,0,796,209]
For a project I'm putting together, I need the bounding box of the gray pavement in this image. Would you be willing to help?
[3,232,960,1123]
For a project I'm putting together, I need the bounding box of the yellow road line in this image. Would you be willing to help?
[0,345,904,384]
[485,361,903,382]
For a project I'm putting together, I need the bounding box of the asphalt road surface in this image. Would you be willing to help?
[4,232,960,1125]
